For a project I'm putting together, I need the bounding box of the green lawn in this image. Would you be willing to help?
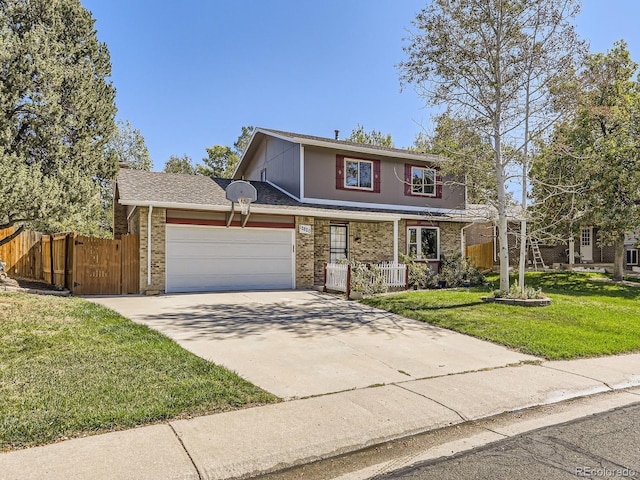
[0,293,277,451]
[363,271,640,361]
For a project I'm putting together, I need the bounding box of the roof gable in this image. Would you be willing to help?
[234,127,448,178]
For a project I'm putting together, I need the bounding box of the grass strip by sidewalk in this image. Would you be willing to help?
[0,293,277,451]
[363,272,640,360]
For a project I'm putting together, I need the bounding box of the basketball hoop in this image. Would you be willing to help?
[225,180,257,227]
[237,197,251,215]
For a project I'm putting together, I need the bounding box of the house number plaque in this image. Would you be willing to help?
[299,225,312,235]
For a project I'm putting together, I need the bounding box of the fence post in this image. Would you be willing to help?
[48,235,54,286]
[346,264,351,298]
[405,264,410,290]
[323,262,327,292]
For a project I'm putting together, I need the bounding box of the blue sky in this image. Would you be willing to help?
[81,1,640,171]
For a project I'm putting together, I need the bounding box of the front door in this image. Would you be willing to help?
[581,227,593,263]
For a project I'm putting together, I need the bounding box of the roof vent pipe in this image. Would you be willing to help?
[334,129,339,140]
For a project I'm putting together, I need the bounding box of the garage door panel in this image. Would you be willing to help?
[167,258,292,275]
[165,225,294,292]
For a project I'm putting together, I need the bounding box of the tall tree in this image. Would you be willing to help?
[399,0,584,291]
[346,124,393,147]
[233,125,255,157]
[164,154,197,175]
[198,145,238,178]
[0,0,116,245]
[414,112,495,204]
[107,120,152,171]
[532,41,640,280]
[200,125,255,178]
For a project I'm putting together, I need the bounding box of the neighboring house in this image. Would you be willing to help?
[537,227,619,267]
[113,128,478,294]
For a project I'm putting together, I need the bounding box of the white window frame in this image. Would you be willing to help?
[411,166,436,197]
[581,228,591,247]
[330,224,349,263]
[407,226,440,260]
[627,248,638,266]
[344,158,374,191]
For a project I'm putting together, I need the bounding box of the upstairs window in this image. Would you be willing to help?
[336,155,381,193]
[404,164,442,198]
[411,167,436,196]
[345,159,373,190]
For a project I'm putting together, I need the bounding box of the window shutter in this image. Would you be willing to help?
[435,170,442,198]
[404,164,412,196]
[373,160,381,193]
[336,155,345,190]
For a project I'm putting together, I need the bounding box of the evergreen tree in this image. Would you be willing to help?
[0,0,117,244]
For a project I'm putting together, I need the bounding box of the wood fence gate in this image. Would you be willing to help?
[71,234,139,295]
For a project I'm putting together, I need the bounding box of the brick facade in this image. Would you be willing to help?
[313,219,330,284]
[439,222,465,258]
[139,206,166,293]
[113,187,128,239]
[349,221,395,264]
[295,216,315,288]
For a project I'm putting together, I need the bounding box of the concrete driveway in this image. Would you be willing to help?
[91,291,537,399]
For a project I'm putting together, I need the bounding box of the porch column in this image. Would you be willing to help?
[393,219,399,263]
[568,237,575,269]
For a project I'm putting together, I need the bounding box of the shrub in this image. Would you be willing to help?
[337,259,388,296]
[494,281,546,299]
[400,254,439,289]
[438,253,485,287]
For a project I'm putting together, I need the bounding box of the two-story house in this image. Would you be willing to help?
[113,128,477,294]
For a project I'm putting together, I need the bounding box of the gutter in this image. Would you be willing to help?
[118,200,481,224]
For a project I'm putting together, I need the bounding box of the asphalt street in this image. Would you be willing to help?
[377,402,640,479]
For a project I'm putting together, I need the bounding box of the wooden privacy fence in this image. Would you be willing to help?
[0,228,43,280]
[0,228,139,294]
[466,241,495,271]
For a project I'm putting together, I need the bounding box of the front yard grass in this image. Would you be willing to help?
[363,271,640,361]
[0,293,277,451]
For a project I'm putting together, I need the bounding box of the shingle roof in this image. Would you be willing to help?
[258,128,446,163]
[116,169,458,220]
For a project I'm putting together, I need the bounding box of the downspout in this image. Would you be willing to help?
[461,223,474,257]
[147,205,153,286]
[393,219,399,263]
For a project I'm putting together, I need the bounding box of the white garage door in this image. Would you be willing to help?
[166,225,295,293]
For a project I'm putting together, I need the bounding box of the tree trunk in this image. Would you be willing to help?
[612,233,626,281]
[518,219,527,290]
[495,133,510,292]
[0,225,24,247]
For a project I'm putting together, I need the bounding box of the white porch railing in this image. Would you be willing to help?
[324,262,408,294]
[377,262,407,287]
[325,263,349,292]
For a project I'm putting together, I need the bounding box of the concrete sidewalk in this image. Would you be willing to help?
[1,354,639,480]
